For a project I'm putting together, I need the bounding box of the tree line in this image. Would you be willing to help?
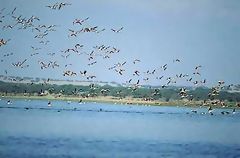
[0,81,240,102]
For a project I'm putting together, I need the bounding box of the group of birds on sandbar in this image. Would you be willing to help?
[2,98,238,116]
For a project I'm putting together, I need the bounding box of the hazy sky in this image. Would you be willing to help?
[1,0,240,87]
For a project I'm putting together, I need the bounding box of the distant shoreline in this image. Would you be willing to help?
[1,93,239,109]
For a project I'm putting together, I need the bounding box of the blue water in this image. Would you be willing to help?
[0,98,240,157]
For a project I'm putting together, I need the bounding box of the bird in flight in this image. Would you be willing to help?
[73,17,89,25]
[111,27,123,33]
[0,38,10,47]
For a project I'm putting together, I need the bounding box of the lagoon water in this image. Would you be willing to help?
[0,98,240,157]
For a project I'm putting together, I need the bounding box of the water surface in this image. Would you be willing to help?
[0,98,239,157]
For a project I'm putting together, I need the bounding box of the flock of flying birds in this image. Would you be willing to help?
[0,2,239,115]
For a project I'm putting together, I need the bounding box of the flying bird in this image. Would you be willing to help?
[111,27,123,33]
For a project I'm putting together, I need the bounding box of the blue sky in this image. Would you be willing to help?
[1,0,240,87]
